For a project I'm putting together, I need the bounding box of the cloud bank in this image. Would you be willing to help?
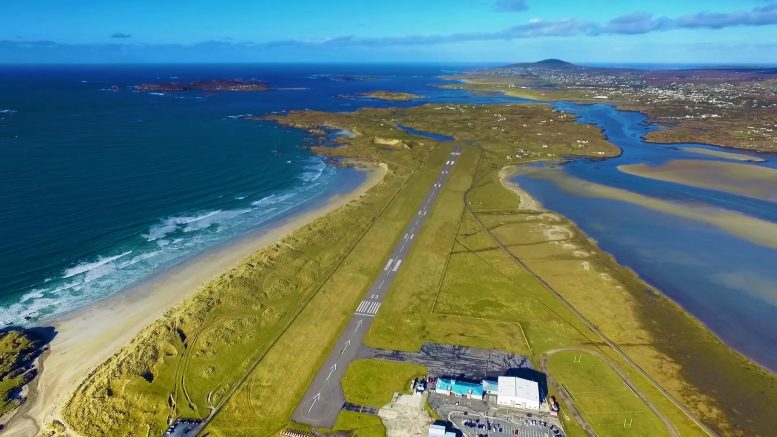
[2,4,777,62]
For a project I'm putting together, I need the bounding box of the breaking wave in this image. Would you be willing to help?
[0,157,341,327]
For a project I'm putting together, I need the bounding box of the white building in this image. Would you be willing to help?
[496,376,540,410]
[428,424,456,437]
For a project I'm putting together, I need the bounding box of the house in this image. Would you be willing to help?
[496,376,540,410]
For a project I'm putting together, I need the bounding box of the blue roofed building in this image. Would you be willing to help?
[482,379,499,395]
[435,378,485,399]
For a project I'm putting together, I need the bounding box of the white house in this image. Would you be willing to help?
[496,376,540,410]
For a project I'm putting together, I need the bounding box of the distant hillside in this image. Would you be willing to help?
[506,59,579,68]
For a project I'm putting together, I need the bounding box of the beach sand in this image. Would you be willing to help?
[4,164,387,436]
[619,159,777,201]
[498,166,542,211]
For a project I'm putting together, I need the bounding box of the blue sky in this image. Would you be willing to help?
[1,0,776,63]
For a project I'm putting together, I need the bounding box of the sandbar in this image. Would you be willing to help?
[516,164,777,250]
[681,147,765,162]
[619,159,777,201]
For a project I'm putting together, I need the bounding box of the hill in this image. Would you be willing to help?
[506,58,579,68]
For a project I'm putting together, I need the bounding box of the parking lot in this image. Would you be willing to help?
[163,419,202,437]
[453,413,561,437]
[359,343,532,381]
[429,393,563,437]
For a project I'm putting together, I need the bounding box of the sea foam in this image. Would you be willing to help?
[2,160,344,327]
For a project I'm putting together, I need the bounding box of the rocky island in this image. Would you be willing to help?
[134,79,270,93]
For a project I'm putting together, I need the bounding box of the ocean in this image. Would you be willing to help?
[0,63,477,326]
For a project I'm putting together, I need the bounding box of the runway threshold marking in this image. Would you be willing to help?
[355,300,382,316]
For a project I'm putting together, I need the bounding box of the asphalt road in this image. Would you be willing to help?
[292,147,461,428]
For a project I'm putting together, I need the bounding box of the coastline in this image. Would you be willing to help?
[4,163,387,435]
[473,82,776,155]
[499,163,775,374]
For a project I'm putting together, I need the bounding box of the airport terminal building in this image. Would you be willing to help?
[496,376,541,410]
[433,375,541,411]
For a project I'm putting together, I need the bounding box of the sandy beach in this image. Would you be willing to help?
[498,166,542,211]
[4,164,386,436]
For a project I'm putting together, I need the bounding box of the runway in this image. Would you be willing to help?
[291,147,461,428]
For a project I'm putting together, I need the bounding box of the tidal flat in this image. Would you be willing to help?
[518,164,777,250]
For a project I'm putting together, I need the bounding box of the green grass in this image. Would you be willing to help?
[328,411,386,437]
[548,352,668,437]
[0,329,44,416]
[342,359,427,408]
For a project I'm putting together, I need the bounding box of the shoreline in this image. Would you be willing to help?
[498,164,775,375]
[475,82,776,155]
[4,163,387,435]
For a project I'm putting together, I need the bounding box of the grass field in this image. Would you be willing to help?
[548,351,668,437]
[61,103,777,437]
[329,411,386,437]
[341,359,427,407]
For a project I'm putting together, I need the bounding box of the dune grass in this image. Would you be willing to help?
[0,329,46,417]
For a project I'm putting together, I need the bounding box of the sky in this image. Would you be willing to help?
[1,0,777,63]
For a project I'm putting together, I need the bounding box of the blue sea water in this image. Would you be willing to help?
[0,63,479,326]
